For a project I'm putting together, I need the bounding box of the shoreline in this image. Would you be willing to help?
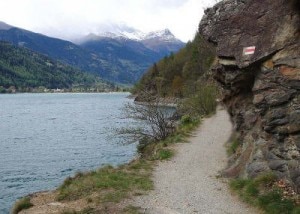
[15,107,258,214]
[0,91,130,95]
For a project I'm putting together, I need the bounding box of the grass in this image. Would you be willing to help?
[156,149,174,160]
[226,133,241,156]
[57,161,153,202]
[122,205,141,214]
[230,173,300,214]
[12,197,33,214]
[61,207,96,214]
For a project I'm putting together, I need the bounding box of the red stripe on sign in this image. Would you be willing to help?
[243,46,256,55]
[245,48,255,53]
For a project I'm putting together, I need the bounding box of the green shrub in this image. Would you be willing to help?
[230,174,300,214]
[180,115,193,125]
[258,190,295,214]
[292,207,300,214]
[12,197,33,214]
[179,84,218,118]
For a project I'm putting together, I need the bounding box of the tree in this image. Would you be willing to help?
[172,75,183,97]
[118,92,176,144]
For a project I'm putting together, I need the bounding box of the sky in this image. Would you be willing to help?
[0,0,216,42]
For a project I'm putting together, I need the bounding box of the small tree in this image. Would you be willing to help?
[118,92,176,145]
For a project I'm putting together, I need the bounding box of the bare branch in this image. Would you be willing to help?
[117,92,176,145]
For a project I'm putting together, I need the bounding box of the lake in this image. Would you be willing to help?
[0,93,137,213]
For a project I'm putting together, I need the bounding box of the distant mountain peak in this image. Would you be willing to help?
[0,21,13,30]
[79,24,182,44]
[143,29,177,41]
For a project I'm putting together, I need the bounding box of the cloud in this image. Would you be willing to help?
[0,0,216,42]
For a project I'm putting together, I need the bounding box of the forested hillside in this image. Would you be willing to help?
[0,42,113,93]
[133,33,215,98]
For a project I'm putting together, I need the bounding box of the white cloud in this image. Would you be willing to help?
[0,0,216,42]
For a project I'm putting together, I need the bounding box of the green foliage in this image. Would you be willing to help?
[0,42,113,92]
[179,83,218,117]
[230,174,300,214]
[230,179,250,190]
[180,115,193,125]
[123,205,141,214]
[139,113,200,160]
[12,197,33,214]
[156,149,174,160]
[101,191,127,203]
[227,137,240,155]
[258,190,295,214]
[133,33,215,98]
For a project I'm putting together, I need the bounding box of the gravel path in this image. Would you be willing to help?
[132,107,258,214]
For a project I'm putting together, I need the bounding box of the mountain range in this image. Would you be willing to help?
[0,21,185,85]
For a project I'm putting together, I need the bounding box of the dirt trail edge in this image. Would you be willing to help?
[131,107,258,214]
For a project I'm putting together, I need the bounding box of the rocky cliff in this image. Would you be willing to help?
[199,0,300,191]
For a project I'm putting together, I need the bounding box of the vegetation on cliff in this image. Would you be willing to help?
[133,32,215,98]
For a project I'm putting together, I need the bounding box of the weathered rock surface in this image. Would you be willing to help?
[199,0,300,191]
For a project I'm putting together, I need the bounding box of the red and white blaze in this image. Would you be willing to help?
[243,46,256,55]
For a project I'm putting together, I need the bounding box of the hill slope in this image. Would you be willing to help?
[0,42,112,92]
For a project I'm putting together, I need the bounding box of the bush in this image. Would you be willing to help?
[180,115,193,125]
[12,197,33,214]
[230,174,299,214]
[258,190,295,214]
[179,84,218,117]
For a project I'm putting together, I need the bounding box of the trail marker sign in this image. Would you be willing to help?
[243,46,256,55]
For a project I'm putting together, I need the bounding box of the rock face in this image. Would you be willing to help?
[199,0,300,191]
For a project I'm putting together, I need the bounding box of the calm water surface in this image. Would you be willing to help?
[0,93,137,213]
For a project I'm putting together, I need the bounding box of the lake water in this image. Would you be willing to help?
[0,93,137,213]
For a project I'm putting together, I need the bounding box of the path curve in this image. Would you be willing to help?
[132,107,257,214]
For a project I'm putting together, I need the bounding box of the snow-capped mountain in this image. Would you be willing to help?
[76,23,182,44]
[77,24,185,56]
[76,23,185,59]
[143,29,177,41]
[98,28,179,42]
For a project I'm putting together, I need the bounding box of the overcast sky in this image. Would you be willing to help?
[0,0,216,42]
